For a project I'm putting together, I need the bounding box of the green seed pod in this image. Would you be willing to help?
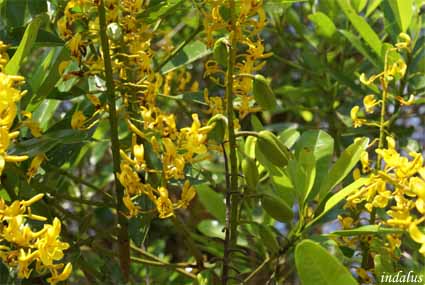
[242,156,259,191]
[257,130,291,167]
[213,38,229,67]
[207,114,227,143]
[253,74,277,111]
[262,193,294,223]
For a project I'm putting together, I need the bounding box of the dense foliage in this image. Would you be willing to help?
[0,0,424,284]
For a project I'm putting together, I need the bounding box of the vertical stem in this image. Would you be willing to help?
[98,0,130,281]
[376,79,388,171]
[223,0,238,283]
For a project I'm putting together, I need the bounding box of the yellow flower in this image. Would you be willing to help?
[361,151,370,173]
[388,59,407,79]
[27,153,48,182]
[338,215,354,229]
[359,73,380,85]
[395,33,411,51]
[350,106,366,128]
[71,110,87,129]
[155,187,174,219]
[133,144,145,166]
[408,222,425,244]
[47,263,72,285]
[180,180,196,209]
[396,94,415,106]
[363,94,379,113]
[68,33,83,58]
[36,218,70,266]
[123,194,140,217]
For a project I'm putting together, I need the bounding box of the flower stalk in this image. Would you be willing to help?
[97,0,130,280]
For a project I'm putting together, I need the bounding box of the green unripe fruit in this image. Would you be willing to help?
[242,157,259,191]
[257,130,291,167]
[207,114,227,143]
[213,38,229,67]
[253,74,277,111]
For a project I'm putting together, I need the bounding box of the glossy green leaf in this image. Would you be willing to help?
[5,16,41,75]
[288,150,316,206]
[160,40,211,74]
[339,29,379,67]
[26,47,70,111]
[295,130,334,200]
[195,184,226,224]
[32,99,60,130]
[388,0,413,32]
[295,240,358,285]
[197,219,225,239]
[337,0,382,56]
[308,12,336,38]
[318,137,368,199]
[278,127,300,149]
[365,0,383,17]
[326,225,403,236]
[261,192,293,223]
[309,177,368,227]
[351,0,367,12]
[137,0,184,23]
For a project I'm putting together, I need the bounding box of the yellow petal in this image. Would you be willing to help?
[409,222,425,244]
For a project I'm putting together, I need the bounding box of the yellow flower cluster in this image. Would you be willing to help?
[119,112,210,218]
[0,194,72,284]
[346,137,425,255]
[0,41,29,176]
[0,41,71,283]
[350,33,413,128]
[59,1,212,218]
[203,0,272,118]
[342,33,425,257]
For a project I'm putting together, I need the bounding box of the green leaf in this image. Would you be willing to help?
[325,225,403,236]
[388,0,413,32]
[288,150,316,207]
[339,29,380,67]
[365,0,383,17]
[26,47,70,111]
[261,192,293,223]
[278,127,300,149]
[318,137,368,199]
[295,240,358,285]
[32,99,60,130]
[197,219,225,239]
[308,12,336,38]
[351,0,367,12]
[337,0,382,56]
[137,0,185,23]
[250,115,264,132]
[309,177,368,227]
[295,130,334,200]
[4,16,41,75]
[4,0,26,27]
[195,184,226,224]
[160,40,211,74]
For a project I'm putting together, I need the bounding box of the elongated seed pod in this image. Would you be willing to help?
[253,74,276,111]
[213,37,229,67]
[257,130,291,167]
[242,156,259,190]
